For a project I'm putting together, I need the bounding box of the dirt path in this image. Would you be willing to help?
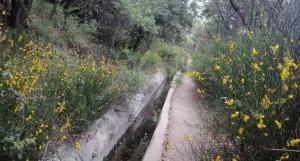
[163,74,231,161]
[163,74,201,161]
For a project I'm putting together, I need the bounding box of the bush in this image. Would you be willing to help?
[149,40,188,78]
[31,0,97,48]
[140,51,162,70]
[114,41,188,77]
[191,32,300,160]
[0,32,126,160]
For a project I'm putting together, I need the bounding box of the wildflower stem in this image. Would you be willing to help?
[41,141,50,161]
[263,148,300,153]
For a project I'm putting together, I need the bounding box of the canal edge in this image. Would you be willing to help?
[142,71,182,161]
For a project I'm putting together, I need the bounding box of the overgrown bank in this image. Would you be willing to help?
[0,0,192,160]
[190,1,300,160]
[191,23,300,161]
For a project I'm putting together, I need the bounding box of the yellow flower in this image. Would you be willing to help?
[283,84,289,91]
[263,133,269,137]
[284,57,298,69]
[75,141,81,150]
[255,114,265,120]
[243,115,250,123]
[222,75,231,85]
[214,65,221,71]
[261,95,272,110]
[287,138,300,147]
[25,115,33,122]
[245,92,251,96]
[183,133,192,142]
[247,31,254,39]
[212,155,222,161]
[277,63,284,70]
[257,119,266,129]
[228,41,236,52]
[38,144,44,150]
[240,78,245,85]
[259,61,264,66]
[26,159,29,161]
[230,111,239,118]
[225,99,236,106]
[275,120,282,129]
[61,136,67,142]
[2,11,6,15]
[288,94,294,99]
[279,57,298,80]
[230,122,235,126]
[277,153,289,161]
[252,48,258,56]
[267,88,276,94]
[238,127,244,135]
[292,83,299,89]
[232,159,238,161]
[54,101,66,113]
[60,117,71,132]
[251,63,261,72]
[197,89,204,94]
[271,44,280,53]
[280,67,290,80]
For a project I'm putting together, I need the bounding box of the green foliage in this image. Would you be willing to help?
[62,0,194,49]
[0,32,126,160]
[154,0,194,42]
[0,1,191,160]
[191,32,300,160]
[140,51,162,70]
[150,40,188,74]
[120,0,158,34]
[31,0,97,48]
[115,41,188,74]
[117,66,146,92]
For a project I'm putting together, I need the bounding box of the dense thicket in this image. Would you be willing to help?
[1,0,195,51]
[201,0,300,38]
[0,1,192,160]
[191,0,300,160]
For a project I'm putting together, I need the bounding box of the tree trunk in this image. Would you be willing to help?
[9,0,33,28]
[9,0,23,28]
[0,0,9,8]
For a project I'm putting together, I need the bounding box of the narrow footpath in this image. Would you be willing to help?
[162,74,231,161]
[163,74,201,161]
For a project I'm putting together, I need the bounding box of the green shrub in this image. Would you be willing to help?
[0,32,126,161]
[191,32,300,160]
[149,40,188,79]
[31,0,97,48]
[140,51,162,70]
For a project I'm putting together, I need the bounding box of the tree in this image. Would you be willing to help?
[154,0,194,43]
[8,0,33,28]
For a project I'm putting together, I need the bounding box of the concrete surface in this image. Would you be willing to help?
[162,75,201,161]
[47,71,167,161]
[142,72,181,161]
